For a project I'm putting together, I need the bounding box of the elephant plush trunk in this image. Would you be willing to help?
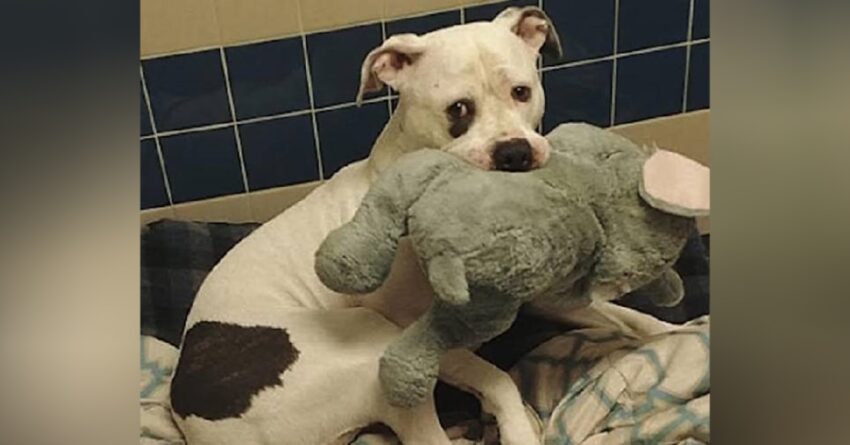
[314,150,453,295]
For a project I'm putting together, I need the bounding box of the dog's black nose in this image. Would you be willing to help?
[492,138,533,172]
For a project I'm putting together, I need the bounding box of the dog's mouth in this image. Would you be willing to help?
[460,154,547,172]
[446,135,551,172]
[457,150,549,172]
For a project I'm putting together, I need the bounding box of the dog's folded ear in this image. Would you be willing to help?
[493,6,562,59]
[357,34,427,104]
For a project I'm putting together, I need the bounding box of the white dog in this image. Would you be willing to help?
[169,7,667,445]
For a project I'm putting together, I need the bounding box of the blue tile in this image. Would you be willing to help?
[225,38,310,120]
[159,128,245,203]
[143,50,231,132]
[386,10,460,37]
[542,60,613,132]
[543,0,614,66]
[316,101,388,177]
[687,43,709,111]
[692,0,710,39]
[141,139,169,209]
[141,83,152,136]
[239,115,319,190]
[618,0,690,52]
[464,0,538,23]
[615,47,686,124]
[307,24,383,108]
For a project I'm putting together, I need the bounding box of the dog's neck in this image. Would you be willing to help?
[366,111,420,180]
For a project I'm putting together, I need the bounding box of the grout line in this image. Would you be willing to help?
[141,38,708,141]
[156,122,234,138]
[381,19,394,117]
[142,37,707,140]
[682,0,696,113]
[219,48,251,194]
[384,6,466,26]
[140,96,403,141]
[293,0,324,181]
[315,96,391,113]
[540,38,708,73]
[609,0,620,127]
[539,54,615,72]
[380,17,387,41]
[239,109,313,125]
[537,0,544,132]
[300,32,325,181]
[686,0,696,44]
[538,0,544,73]
[140,44,226,61]
[143,4,476,60]
[210,0,259,224]
[141,29,708,142]
[139,64,174,207]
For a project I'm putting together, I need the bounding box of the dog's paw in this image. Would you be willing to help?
[498,414,542,445]
[484,402,542,445]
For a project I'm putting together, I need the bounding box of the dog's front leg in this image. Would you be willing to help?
[382,396,453,445]
[439,349,542,445]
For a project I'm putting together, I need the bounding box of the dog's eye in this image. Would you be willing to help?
[446,99,475,138]
[511,86,531,103]
[446,100,471,119]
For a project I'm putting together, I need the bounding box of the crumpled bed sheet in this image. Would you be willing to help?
[140,315,709,445]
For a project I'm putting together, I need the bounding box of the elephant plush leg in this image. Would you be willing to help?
[379,310,443,408]
[640,268,685,307]
[379,297,522,408]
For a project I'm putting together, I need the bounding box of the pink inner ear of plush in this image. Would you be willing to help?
[642,149,710,214]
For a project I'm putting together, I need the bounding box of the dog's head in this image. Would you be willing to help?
[358,6,562,172]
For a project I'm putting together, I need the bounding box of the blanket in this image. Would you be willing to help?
[141,317,710,444]
[511,317,710,445]
[140,335,184,445]
[140,219,710,444]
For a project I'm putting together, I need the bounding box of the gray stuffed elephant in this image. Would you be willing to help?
[315,123,710,407]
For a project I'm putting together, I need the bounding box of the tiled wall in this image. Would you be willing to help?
[141,0,710,210]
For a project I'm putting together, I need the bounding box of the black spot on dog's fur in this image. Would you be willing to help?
[171,321,300,420]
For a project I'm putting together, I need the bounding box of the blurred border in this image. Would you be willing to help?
[712,0,850,442]
[1,0,850,444]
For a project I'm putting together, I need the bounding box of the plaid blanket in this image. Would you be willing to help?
[140,219,708,348]
[140,321,710,445]
[141,220,259,346]
[140,219,709,444]
[349,317,710,445]
[511,317,710,444]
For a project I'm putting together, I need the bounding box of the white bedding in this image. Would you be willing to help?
[140,314,709,445]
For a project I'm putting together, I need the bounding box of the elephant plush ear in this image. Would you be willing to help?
[639,149,710,217]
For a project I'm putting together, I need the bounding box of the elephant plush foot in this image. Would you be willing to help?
[378,341,439,408]
[646,268,685,307]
